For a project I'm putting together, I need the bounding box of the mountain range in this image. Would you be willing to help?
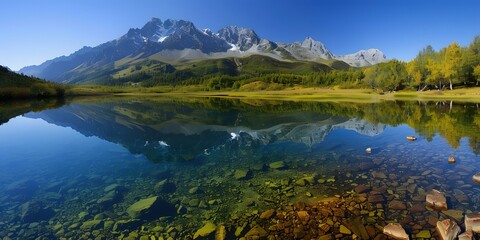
[19,18,388,84]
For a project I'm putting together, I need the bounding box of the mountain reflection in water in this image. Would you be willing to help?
[1,97,480,239]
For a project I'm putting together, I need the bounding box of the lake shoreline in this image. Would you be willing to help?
[89,87,480,103]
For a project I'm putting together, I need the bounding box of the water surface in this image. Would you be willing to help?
[0,97,479,239]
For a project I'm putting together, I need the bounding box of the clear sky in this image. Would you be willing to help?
[1,0,479,70]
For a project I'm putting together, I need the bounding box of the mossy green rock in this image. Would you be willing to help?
[113,219,141,232]
[234,170,250,180]
[80,220,104,231]
[269,161,286,169]
[416,230,431,238]
[126,196,175,219]
[193,222,216,239]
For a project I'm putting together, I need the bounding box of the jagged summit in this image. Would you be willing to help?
[336,48,388,67]
[19,17,388,83]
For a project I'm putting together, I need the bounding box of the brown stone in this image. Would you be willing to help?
[427,216,438,226]
[436,219,460,240]
[426,189,448,211]
[465,212,480,233]
[245,225,268,238]
[383,223,409,240]
[374,234,388,240]
[472,173,480,184]
[293,225,305,238]
[359,162,375,170]
[317,234,332,240]
[365,225,377,238]
[297,211,309,222]
[458,230,473,240]
[368,194,384,203]
[343,217,369,240]
[388,200,407,210]
[260,209,275,219]
[354,185,371,193]
[409,203,425,214]
[372,171,387,179]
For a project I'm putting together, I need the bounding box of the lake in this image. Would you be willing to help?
[0,97,479,239]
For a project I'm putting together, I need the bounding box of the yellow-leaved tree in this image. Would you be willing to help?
[473,64,480,86]
[443,42,461,90]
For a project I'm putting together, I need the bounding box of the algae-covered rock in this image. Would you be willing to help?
[234,169,250,180]
[113,219,141,232]
[154,180,176,193]
[126,196,175,219]
[269,161,286,170]
[20,201,54,223]
[245,225,268,238]
[80,220,104,231]
[193,222,216,239]
[97,190,121,208]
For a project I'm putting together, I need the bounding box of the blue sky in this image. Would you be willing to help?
[1,0,479,70]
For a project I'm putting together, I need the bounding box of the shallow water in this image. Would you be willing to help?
[0,98,479,239]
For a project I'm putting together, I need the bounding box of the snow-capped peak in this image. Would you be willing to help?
[335,49,388,67]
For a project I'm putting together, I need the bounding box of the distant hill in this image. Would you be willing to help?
[18,18,387,84]
[0,65,65,99]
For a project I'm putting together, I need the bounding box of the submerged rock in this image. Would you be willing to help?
[458,230,473,240]
[126,196,175,219]
[465,213,480,233]
[343,217,369,240]
[20,201,54,223]
[426,189,447,210]
[245,225,268,238]
[215,225,227,240]
[472,173,480,184]
[436,219,460,240]
[97,190,121,208]
[6,179,38,201]
[383,223,409,240]
[406,136,417,141]
[234,169,251,180]
[154,179,176,193]
[260,209,275,219]
[193,222,216,239]
[113,219,141,232]
[80,220,104,231]
[269,161,286,170]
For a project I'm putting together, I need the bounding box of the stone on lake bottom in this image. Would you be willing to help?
[388,200,406,210]
[126,196,175,220]
[269,161,285,169]
[260,209,275,219]
[472,173,480,185]
[458,230,473,240]
[215,225,226,240]
[415,230,431,239]
[193,222,216,239]
[426,189,447,211]
[234,169,250,180]
[340,225,351,235]
[245,225,268,238]
[465,212,480,233]
[442,209,464,222]
[383,223,409,240]
[436,219,460,240]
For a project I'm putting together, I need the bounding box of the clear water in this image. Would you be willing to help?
[0,98,479,239]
